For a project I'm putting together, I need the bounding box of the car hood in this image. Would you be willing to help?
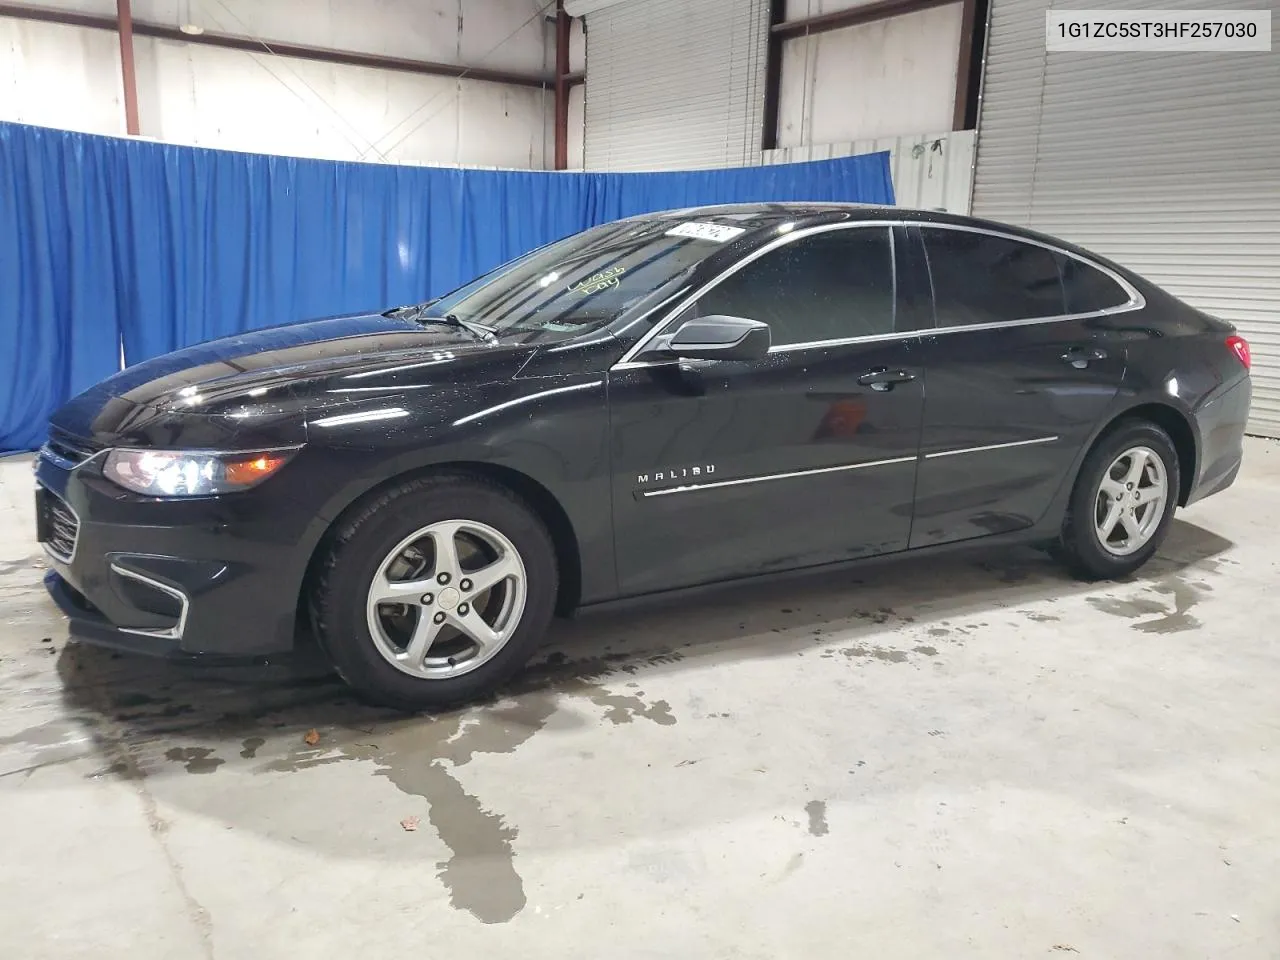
[49,313,537,447]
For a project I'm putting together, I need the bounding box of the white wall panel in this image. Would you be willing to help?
[0,0,555,168]
[777,2,964,146]
[0,18,125,136]
[584,0,770,170]
[972,0,1280,436]
[148,0,551,73]
[564,0,632,14]
[133,37,551,167]
[784,0,893,15]
[764,129,976,214]
[568,14,586,72]
[567,84,586,169]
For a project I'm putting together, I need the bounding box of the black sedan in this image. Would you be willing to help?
[35,204,1251,709]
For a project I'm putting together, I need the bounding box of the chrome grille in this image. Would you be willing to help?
[42,490,80,563]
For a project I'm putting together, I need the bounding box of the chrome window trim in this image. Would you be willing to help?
[610,219,1145,371]
[109,562,191,641]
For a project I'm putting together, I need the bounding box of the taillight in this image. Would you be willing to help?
[1226,335,1251,370]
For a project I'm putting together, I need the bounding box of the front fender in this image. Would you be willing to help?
[287,376,615,614]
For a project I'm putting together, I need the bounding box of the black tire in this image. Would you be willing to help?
[1057,418,1180,581]
[310,473,558,711]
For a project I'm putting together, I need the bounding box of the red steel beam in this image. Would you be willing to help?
[554,0,570,170]
[115,0,140,135]
[772,0,958,40]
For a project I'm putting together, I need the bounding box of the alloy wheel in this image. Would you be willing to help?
[1093,445,1168,557]
[365,519,527,679]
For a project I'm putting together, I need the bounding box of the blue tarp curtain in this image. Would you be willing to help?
[0,121,895,451]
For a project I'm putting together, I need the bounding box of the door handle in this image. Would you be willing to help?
[1061,346,1107,369]
[857,368,916,392]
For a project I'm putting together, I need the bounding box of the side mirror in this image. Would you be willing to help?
[665,315,771,362]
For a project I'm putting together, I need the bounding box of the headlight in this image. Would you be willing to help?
[102,447,300,497]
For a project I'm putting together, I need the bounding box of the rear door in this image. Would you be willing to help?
[608,224,927,595]
[909,225,1136,548]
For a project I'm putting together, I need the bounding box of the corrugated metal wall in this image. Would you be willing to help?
[584,0,770,170]
[972,0,1280,436]
[764,129,976,214]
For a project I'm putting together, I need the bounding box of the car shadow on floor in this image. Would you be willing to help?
[50,517,1235,748]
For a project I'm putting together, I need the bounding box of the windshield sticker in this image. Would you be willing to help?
[571,265,626,295]
[665,222,747,243]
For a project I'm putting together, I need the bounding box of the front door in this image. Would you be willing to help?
[608,225,927,596]
[908,225,1132,548]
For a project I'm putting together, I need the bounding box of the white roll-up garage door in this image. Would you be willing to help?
[584,0,769,171]
[972,0,1280,436]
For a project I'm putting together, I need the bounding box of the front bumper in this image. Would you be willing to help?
[34,447,319,658]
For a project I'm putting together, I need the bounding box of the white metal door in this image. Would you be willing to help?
[972,0,1280,435]
[584,0,769,171]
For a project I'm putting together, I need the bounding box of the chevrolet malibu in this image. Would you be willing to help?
[35,204,1251,709]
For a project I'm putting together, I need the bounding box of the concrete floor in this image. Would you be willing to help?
[1,442,1278,959]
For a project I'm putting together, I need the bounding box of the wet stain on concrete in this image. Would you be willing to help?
[1026,612,1061,623]
[912,645,939,656]
[419,758,522,923]
[1089,596,1168,619]
[0,718,96,749]
[777,851,804,881]
[1135,580,1203,634]
[85,759,144,781]
[852,608,893,624]
[164,747,225,775]
[841,645,909,663]
[1088,577,1204,634]
[0,718,100,776]
[258,695,560,925]
[239,737,265,759]
[582,688,675,726]
[0,555,42,577]
[805,800,829,837]
[928,627,951,637]
[257,680,677,924]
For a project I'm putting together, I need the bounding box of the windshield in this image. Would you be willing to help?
[422,218,737,342]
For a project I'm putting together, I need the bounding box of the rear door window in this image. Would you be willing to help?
[920,228,1067,326]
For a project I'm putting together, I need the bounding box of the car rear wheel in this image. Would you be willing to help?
[1057,419,1180,580]
[311,474,557,711]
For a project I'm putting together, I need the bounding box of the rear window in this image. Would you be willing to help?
[1061,257,1133,313]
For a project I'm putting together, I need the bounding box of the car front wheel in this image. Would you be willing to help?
[1057,419,1180,580]
[311,474,558,710]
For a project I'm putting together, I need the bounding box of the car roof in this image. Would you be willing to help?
[634,201,1035,236]
[631,202,1136,282]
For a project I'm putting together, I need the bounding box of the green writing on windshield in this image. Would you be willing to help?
[571,265,626,295]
